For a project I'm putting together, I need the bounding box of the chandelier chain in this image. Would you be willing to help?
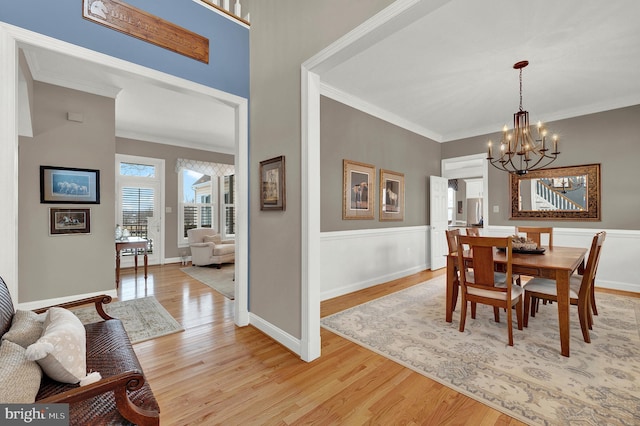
[519,68,524,112]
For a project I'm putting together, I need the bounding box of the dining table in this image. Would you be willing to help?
[446,245,587,357]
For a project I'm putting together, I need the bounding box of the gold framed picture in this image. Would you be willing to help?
[260,156,286,211]
[379,169,405,221]
[343,159,375,220]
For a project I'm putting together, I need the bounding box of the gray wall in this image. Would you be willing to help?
[249,0,395,338]
[442,104,640,230]
[320,96,440,231]
[116,138,233,259]
[18,82,115,303]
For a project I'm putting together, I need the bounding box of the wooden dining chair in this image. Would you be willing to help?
[523,231,606,344]
[516,226,553,248]
[445,229,466,313]
[466,227,480,236]
[516,226,553,311]
[457,235,523,346]
[446,229,505,315]
[445,229,460,310]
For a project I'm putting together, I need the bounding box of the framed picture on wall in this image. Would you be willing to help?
[40,165,100,204]
[379,169,405,221]
[343,159,375,220]
[260,156,286,210]
[49,208,91,236]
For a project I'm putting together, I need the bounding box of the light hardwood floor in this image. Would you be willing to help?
[118,263,525,425]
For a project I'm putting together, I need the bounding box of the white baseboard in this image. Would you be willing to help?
[17,289,118,311]
[165,256,191,265]
[249,312,301,356]
[321,264,426,301]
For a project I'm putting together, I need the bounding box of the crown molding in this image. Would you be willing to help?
[320,82,443,142]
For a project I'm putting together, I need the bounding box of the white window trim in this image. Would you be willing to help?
[220,175,236,239]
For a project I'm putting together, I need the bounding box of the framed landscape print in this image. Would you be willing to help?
[379,169,405,221]
[260,156,286,211]
[40,165,100,204]
[343,159,375,220]
[49,208,91,235]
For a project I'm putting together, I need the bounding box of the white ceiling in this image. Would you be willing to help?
[21,45,236,154]
[322,0,640,142]
[19,0,640,148]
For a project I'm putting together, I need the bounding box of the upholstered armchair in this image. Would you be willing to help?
[187,228,235,268]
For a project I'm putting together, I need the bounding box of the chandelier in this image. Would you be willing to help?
[487,60,560,175]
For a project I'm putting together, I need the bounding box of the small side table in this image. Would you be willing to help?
[115,237,148,288]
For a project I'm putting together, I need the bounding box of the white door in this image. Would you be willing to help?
[430,176,449,270]
[116,155,164,267]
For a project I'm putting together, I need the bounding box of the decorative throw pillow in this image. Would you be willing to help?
[25,307,100,386]
[1,310,44,349]
[203,234,222,244]
[0,340,42,403]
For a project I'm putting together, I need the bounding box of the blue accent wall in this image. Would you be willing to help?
[0,0,249,99]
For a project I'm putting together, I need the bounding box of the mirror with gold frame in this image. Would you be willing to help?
[510,164,601,220]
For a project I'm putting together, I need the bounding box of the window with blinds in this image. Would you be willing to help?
[118,159,159,256]
[177,166,235,246]
[224,175,236,236]
[180,169,214,241]
[121,187,155,242]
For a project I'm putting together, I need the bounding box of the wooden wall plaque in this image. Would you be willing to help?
[83,0,209,63]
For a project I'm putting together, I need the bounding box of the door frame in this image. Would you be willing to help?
[0,24,249,327]
[115,154,165,267]
[441,153,489,227]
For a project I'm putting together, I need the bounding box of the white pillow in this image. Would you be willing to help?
[25,307,100,386]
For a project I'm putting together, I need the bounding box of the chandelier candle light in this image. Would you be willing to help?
[487,60,560,175]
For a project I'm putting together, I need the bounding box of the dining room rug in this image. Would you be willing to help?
[321,275,640,426]
[72,296,183,344]
[180,264,235,299]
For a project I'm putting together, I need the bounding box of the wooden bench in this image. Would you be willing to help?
[0,276,160,425]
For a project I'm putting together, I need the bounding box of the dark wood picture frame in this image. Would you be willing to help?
[260,156,286,211]
[40,165,100,204]
[49,208,91,236]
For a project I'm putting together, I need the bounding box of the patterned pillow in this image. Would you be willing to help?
[1,310,44,348]
[25,307,94,384]
[0,340,42,403]
[203,234,222,244]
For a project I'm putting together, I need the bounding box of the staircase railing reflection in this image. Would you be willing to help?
[535,180,582,211]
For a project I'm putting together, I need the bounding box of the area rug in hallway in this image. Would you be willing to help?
[321,276,640,426]
[72,296,183,344]
[180,264,235,299]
